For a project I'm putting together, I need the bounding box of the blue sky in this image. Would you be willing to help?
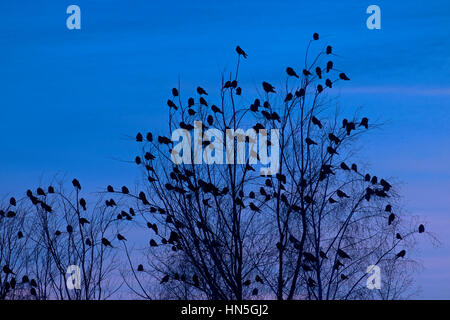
[0,0,449,298]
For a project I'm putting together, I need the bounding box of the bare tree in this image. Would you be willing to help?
[121,34,427,300]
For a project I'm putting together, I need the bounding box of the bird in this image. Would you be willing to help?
[167,99,178,110]
[329,197,337,204]
[235,46,247,58]
[340,162,350,171]
[79,217,90,226]
[419,224,425,233]
[172,88,179,97]
[286,67,299,78]
[136,132,143,142]
[303,252,317,263]
[365,174,371,182]
[262,81,275,93]
[388,213,395,225]
[327,146,338,155]
[302,264,313,272]
[360,117,369,129]
[255,275,264,284]
[371,176,378,184]
[72,179,81,190]
[243,279,251,286]
[3,265,14,275]
[137,264,144,272]
[385,204,392,212]
[284,93,293,102]
[79,198,87,211]
[303,69,312,76]
[102,238,113,247]
[150,239,158,247]
[66,225,73,234]
[30,288,37,297]
[305,137,317,146]
[48,186,55,193]
[340,274,349,281]
[396,250,406,259]
[312,116,323,129]
[351,164,358,172]
[336,190,349,198]
[326,61,333,73]
[317,84,323,93]
[326,45,332,55]
[121,186,129,194]
[22,275,29,283]
[249,202,261,213]
[117,233,126,241]
[18,231,24,239]
[160,274,170,284]
[9,197,16,206]
[396,233,403,240]
[85,238,92,246]
[337,248,351,259]
[252,288,258,296]
[325,78,333,88]
[37,187,46,196]
[199,97,208,106]
[339,73,350,80]
[211,105,222,114]
[313,33,319,40]
[295,88,305,97]
[315,67,322,79]
[107,185,114,192]
[197,86,208,95]
[307,277,316,287]
[236,87,242,95]
[320,250,328,259]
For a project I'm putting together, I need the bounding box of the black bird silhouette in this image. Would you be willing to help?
[328,133,340,144]
[30,279,37,287]
[79,217,90,226]
[340,274,349,281]
[136,132,143,142]
[252,288,258,296]
[284,93,293,102]
[419,224,425,233]
[3,265,14,275]
[72,179,81,190]
[121,186,129,194]
[312,116,323,129]
[235,45,247,58]
[160,274,170,284]
[145,132,153,142]
[326,61,333,73]
[211,105,223,114]
[351,163,358,172]
[207,115,214,126]
[396,233,403,240]
[167,99,178,110]
[199,97,208,106]
[137,264,144,272]
[150,239,158,247]
[107,185,114,192]
[302,264,313,272]
[102,238,112,247]
[243,279,251,286]
[339,73,350,80]
[303,252,317,263]
[197,86,208,95]
[337,248,351,259]
[365,174,371,182]
[340,162,350,171]
[158,136,172,145]
[85,238,92,246]
[37,188,46,196]
[371,176,378,184]
[79,198,86,210]
[313,33,319,40]
[325,78,332,88]
[30,288,37,297]
[329,197,337,204]
[187,97,195,107]
[262,81,275,93]
[303,69,312,76]
[18,231,24,239]
[188,108,196,116]
[360,117,369,129]
[117,233,126,241]
[317,84,323,93]
[327,146,338,155]
[255,275,264,284]
[286,67,299,78]
[236,87,242,95]
[66,225,73,233]
[315,67,322,79]
[295,88,305,97]
[388,213,395,225]
[172,88,179,96]
[249,202,261,213]
[396,250,406,259]
[193,274,200,287]
[305,137,317,146]
[326,45,332,55]
[320,250,328,259]
[385,204,392,212]
[48,186,55,193]
[22,275,29,283]
[336,190,349,198]
[10,197,16,206]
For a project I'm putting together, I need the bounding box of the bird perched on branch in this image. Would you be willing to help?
[235,46,247,58]
[262,81,275,93]
[286,67,299,78]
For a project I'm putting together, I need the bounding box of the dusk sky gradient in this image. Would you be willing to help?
[1,0,449,298]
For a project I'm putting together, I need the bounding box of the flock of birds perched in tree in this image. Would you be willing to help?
[0,32,427,299]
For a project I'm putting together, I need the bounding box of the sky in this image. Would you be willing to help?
[0,0,449,298]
